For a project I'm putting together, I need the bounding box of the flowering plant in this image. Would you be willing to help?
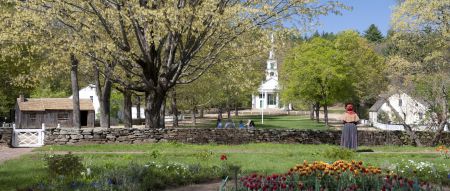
[291,160,382,177]
[238,160,440,191]
[436,145,449,159]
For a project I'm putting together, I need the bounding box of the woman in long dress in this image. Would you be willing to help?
[341,103,359,149]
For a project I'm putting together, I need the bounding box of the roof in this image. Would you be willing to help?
[258,78,280,91]
[368,99,385,112]
[17,98,95,111]
[368,91,430,112]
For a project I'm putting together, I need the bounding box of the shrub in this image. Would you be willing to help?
[44,153,84,177]
[323,147,355,160]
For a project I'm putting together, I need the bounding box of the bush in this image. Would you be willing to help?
[44,153,84,177]
[388,159,450,186]
[323,147,355,160]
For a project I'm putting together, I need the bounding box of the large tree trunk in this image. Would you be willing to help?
[144,89,166,129]
[227,107,231,119]
[199,107,204,118]
[235,106,239,116]
[123,89,132,128]
[192,106,196,126]
[70,53,81,129]
[324,104,329,127]
[218,108,223,120]
[314,102,320,123]
[431,86,449,146]
[94,65,112,128]
[136,96,141,119]
[159,98,166,128]
[171,91,178,128]
[310,104,315,120]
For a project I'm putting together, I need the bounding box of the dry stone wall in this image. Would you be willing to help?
[0,128,13,147]
[43,128,450,146]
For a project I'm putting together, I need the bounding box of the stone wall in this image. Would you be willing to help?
[0,128,13,147]
[44,128,450,146]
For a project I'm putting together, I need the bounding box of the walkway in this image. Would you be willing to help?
[0,146,34,164]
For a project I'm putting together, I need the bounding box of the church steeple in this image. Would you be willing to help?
[266,33,278,81]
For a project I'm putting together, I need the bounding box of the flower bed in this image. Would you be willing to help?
[238,160,443,191]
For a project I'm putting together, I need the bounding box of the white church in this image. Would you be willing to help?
[251,35,281,109]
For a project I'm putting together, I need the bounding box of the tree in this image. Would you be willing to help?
[7,0,348,129]
[389,0,449,145]
[282,38,348,126]
[281,31,386,126]
[363,24,384,43]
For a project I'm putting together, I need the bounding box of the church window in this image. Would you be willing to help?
[270,72,274,77]
[270,63,274,69]
[418,112,423,120]
[399,99,402,106]
[267,94,276,105]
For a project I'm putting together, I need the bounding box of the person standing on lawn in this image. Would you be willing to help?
[341,103,359,149]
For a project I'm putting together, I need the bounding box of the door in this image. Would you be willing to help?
[80,111,88,126]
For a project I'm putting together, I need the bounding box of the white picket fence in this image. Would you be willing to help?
[12,123,45,147]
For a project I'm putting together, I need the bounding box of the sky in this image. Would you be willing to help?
[312,0,397,36]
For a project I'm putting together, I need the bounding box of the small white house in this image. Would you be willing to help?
[69,84,100,114]
[369,93,428,125]
[367,92,445,131]
[70,84,144,119]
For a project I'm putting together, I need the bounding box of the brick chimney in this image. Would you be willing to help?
[19,95,25,102]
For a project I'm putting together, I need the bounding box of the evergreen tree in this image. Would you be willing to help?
[364,24,384,43]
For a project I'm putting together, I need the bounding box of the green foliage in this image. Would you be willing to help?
[323,147,356,160]
[194,150,214,161]
[281,31,387,113]
[377,111,390,124]
[149,150,162,159]
[44,153,84,177]
[388,159,450,185]
[364,24,384,43]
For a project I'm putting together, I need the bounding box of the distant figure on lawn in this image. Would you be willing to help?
[217,118,223,128]
[247,120,255,128]
[225,119,235,128]
[238,120,245,129]
[341,103,359,149]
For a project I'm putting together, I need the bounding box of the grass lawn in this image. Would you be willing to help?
[1,143,449,190]
[180,115,328,130]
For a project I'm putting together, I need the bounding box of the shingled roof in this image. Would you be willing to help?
[17,98,94,111]
[368,99,386,112]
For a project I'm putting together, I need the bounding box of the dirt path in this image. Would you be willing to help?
[165,181,222,191]
[0,146,34,164]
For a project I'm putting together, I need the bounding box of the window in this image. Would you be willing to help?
[57,113,69,120]
[270,72,274,77]
[259,94,264,99]
[90,96,94,101]
[29,114,36,121]
[418,112,423,120]
[399,99,402,106]
[267,94,277,105]
[270,63,274,69]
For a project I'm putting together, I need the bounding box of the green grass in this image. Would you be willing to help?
[181,115,328,130]
[2,143,449,190]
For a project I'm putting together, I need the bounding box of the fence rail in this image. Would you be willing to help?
[1,123,13,128]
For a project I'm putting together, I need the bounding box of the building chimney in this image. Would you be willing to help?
[19,95,25,102]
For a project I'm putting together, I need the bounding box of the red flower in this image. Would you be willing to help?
[220,154,227,161]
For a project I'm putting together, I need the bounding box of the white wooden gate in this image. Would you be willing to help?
[12,124,45,147]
